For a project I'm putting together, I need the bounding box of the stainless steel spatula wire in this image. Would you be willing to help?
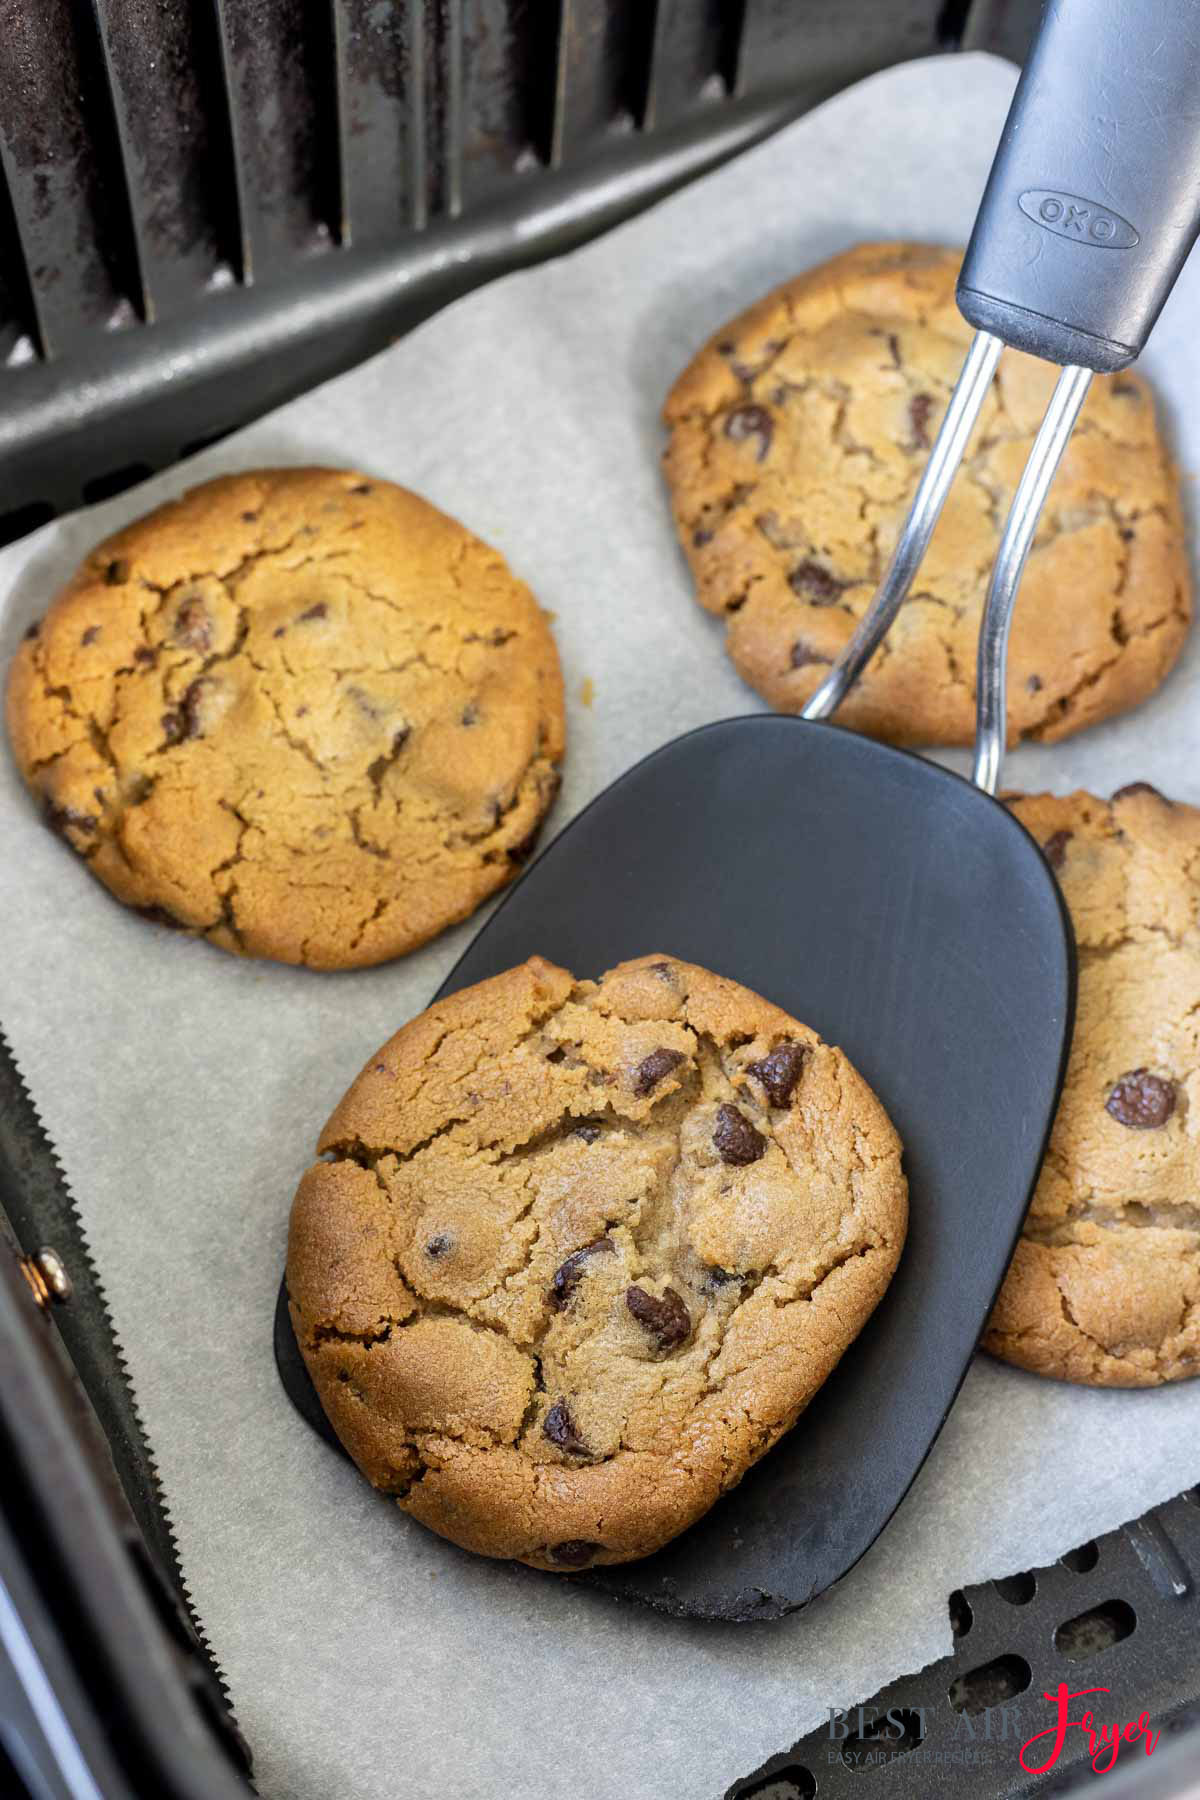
[806,0,1200,790]
[277,0,1200,1621]
[802,338,1094,794]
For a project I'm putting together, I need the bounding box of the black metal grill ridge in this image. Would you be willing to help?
[0,0,1040,538]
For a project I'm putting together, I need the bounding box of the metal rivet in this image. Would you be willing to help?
[20,1247,73,1309]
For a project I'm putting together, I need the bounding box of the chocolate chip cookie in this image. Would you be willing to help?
[287,953,907,1567]
[6,469,564,968]
[985,786,1200,1386]
[663,242,1190,746]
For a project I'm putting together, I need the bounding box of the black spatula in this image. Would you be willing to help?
[276,0,1200,1619]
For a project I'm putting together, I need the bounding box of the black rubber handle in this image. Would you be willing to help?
[958,0,1200,371]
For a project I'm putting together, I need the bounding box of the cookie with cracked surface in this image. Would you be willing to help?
[663,242,1190,747]
[287,953,907,1567]
[6,468,565,968]
[985,786,1200,1386]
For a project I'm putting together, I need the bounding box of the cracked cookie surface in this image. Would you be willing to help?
[663,242,1190,747]
[6,468,565,968]
[986,787,1200,1386]
[287,953,907,1567]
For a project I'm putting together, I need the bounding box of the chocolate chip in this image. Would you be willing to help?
[704,1265,740,1289]
[549,1539,601,1567]
[461,702,479,726]
[724,404,773,461]
[172,596,212,652]
[424,1232,454,1259]
[162,680,210,744]
[626,1285,691,1351]
[45,800,98,838]
[241,510,259,522]
[181,679,209,737]
[299,602,327,622]
[572,1122,602,1143]
[104,558,130,586]
[508,815,548,864]
[81,625,100,646]
[1042,829,1072,871]
[634,1047,686,1097]
[137,903,185,930]
[1112,380,1138,397]
[909,392,935,447]
[349,482,373,495]
[543,1400,588,1455]
[1112,782,1168,804]
[692,526,713,548]
[748,1041,807,1107]
[23,620,40,640]
[791,639,831,670]
[712,1102,767,1165]
[133,645,156,666]
[1105,1070,1176,1130]
[1027,674,1043,693]
[789,560,847,605]
[550,1238,615,1309]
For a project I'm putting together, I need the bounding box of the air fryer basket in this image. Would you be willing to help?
[1,4,1198,1797]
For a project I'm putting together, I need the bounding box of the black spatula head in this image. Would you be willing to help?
[275,716,1074,1620]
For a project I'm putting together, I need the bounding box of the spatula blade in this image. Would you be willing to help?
[276,717,1074,1619]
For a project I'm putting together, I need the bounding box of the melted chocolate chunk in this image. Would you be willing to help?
[182,679,210,737]
[138,904,185,930]
[424,1232,454,1259]
[789,560,847,605]
[1105,1070,1176,1130]
[133,645,156,666]
[723,404,773,461]
[747,1041,807,1107]
[549,1539,601,1567]
[550,1238,615,1309]
[909,392,935,447]
[45,800,98,838]
[712,1102,766,1165]
[634,1046,686,1097]
[172,596,213,652]
[791,638,831,669]
[625,1284,691,1351]
[1042,829,1072,871]
[543,1400,588,1455]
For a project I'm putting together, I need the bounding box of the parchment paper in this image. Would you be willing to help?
[2,54,1199,1800]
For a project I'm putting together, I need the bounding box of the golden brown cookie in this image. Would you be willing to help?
[985,786,1200,1386]
[7,469,564,969]
[663,242,1190,747]
[287,953,907,1567]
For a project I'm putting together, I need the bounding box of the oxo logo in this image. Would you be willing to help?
[1019,189,1139,247]
[1021,189,1144,248]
